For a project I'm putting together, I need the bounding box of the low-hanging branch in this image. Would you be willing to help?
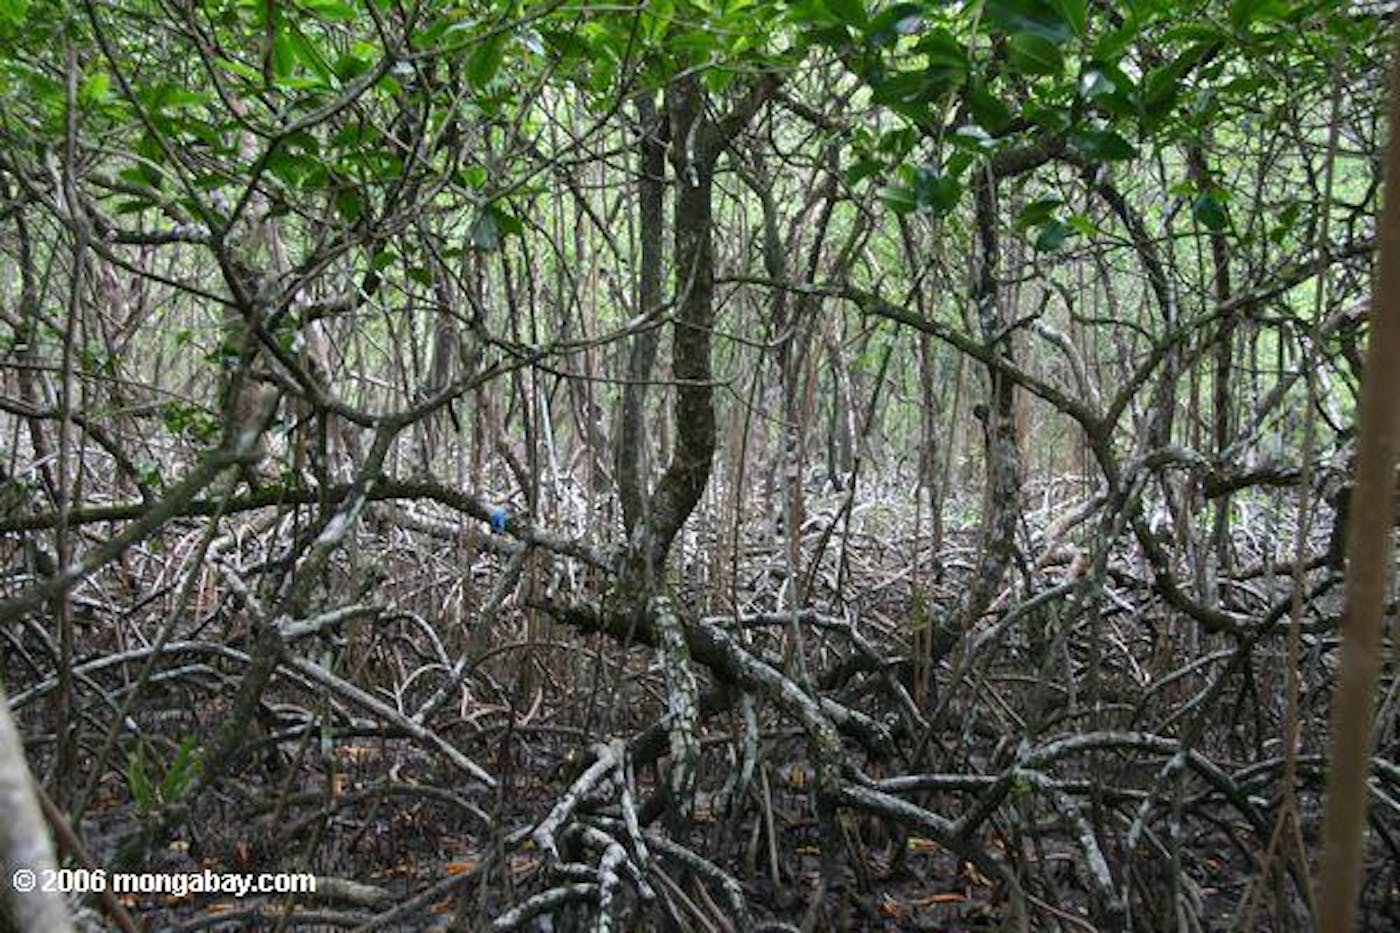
[1,476,619,570]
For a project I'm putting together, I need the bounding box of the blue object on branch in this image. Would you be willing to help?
[489,507,508,534]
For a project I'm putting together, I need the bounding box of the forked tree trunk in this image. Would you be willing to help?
[620,72,775,587]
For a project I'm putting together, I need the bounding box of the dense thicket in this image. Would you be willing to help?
[1,1,1396,930]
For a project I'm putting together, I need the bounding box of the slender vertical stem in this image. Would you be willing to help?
[1318,23,1400,931]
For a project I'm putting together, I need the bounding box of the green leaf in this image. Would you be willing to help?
[870,62,962,107]
[272,29,297,82]
[1054,0,1087,37]
[877,126,918,156]
[878,182,918,215]
[1069,128,1137,161]
[1269,200,1301,244]
[468,34,507,90]
[127,746,154,812]
[918,28,968,82]
[1078,67,1115,101]
[540,27,592,61]
[1067,212,1097,236]
[0,0,28,29]
[470,204,504,245]
[470,203,522,249]
[787,0,837,27]
[136,134,165,187]
[827,0,868,29]
[1228,0,1285,32]
[984,0,1072,43]
[1138,42,1210,123]
[1008,33,1063,75]
[866,2,922,48]
[1092,23,1137,60]
[702,66,736,94]
[78,71,109,106]
[1160,24,1226,43]
[160,738,203,803]
[950,124,995,151]
[1015,197,1063,230]
[642,0,675,43]
[944,149,974,178]
[335,188,364,222]
[1034,219,1071,251]
[331,123,380,148]
[287,26,334,86]
[590,54,618,95]
[331,49,374,81]
[965,82,1012,135]
[909,164,960,214]
[216,56,263,84]
[138,462,164,489]
[301,0,358,21]
[493,206,523,237]
[1192,192,1229,231]
[846,156,883,186]
[141,83,210,113]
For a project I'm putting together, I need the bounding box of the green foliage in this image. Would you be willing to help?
[137,462,165,490]
[1007,33,1063,76]
[1068,128,1138,161]
[0,0,1381,469]
[880,164,960,217]
[985,0,1074,44]
[812,0,1384,241]
[1192,190,1230,232]
[0,0,27,31]
[1010,772,1034,799]
[161,402,220,445]
[127,737,202,814]
[470,203,525,251]
[467,34,509,91]
[1015,197,1075,251]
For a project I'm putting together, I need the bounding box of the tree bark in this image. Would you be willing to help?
[0,689,76,933]
[1318,23,1400,931]
[617,94,666,538]
[963,168,1021,629]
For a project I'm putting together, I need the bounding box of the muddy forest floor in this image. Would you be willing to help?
[5,477,1399,932]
